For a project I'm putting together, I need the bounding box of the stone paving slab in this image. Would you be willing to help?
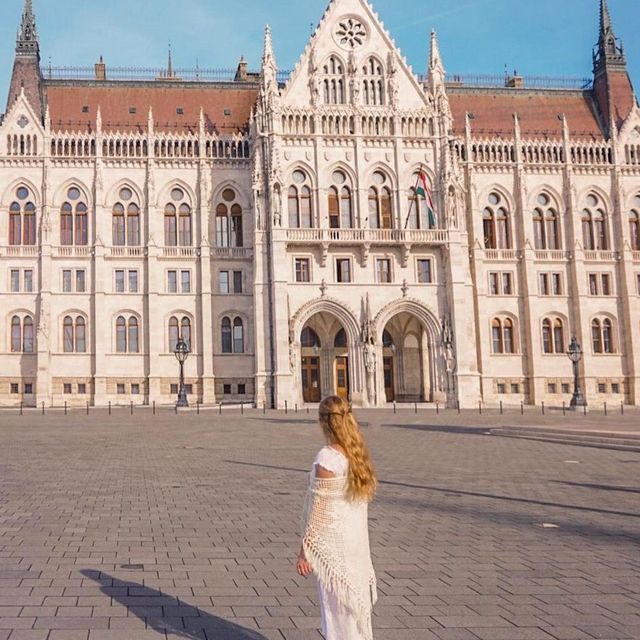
[0,409,639,639]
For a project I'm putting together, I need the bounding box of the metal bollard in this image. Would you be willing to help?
[20,401,23,416]
[219,402,222,415]
[263,402,266,415]
[436,402,439,415]
[174,403,178,415]
[500,401,503,415]
[153,401,156,416]
[295,403,298,414]
[583,403,587,416]
[393,401,396,414]
[307,405,310,414]
[285,401,288,415]
[520,401,524,415]
[604,402,607,417]
[130,401,134,416]
[542,401,545,416]
[621,401,624,416]
[562,401,566,416]
[86,402,89,416]
[414,402,418,414]
[42,401,45,415]
[64,401,67,416]
[241,401,244,415]
[197,402,200,415]
[478,401,482,415]
[457,400,461,415]
[108,401,111,416]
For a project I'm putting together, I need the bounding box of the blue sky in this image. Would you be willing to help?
[0,0,638,108]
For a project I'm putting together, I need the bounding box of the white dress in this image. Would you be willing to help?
[312,446,371,640]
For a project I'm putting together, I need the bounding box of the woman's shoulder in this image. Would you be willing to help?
[314,446,349,474]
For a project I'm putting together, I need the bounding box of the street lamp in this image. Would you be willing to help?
[567,336,587,410]
[174,337,190,408]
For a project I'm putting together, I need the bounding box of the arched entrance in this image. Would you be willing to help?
[300,314,351,403]
[382,312,429,402]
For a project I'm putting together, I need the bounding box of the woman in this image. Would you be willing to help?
[297,395,378,640]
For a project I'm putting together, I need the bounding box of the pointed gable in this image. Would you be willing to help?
[280,0,428,110]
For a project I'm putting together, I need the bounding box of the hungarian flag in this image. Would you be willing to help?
[415,169,437,228]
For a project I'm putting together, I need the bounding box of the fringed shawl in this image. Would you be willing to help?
[301,475,377,640]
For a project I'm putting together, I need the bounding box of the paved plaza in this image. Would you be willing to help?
[0,407,639,640]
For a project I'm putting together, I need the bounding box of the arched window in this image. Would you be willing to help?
[9,187,37,246]
[168,315,191,352]
[221,317,232,353]
[323,56,346,105]
[483,192,511,249]
[288,170,313,228]
[11,315,21,352]
[116,315,139,353]
[216,203,229,247]
[112,187,140,246]
[533,193,561,250]
[491,317,516,354]
[63,315,86,353]
[60,187,88,246]
[629,199,640,250]
[23,316,34,353]
[233,317,244,354]
[301,327,321,349]
[368,171,393,229]
[362,57,385,106]
[328,170,353,229]
[582,194,608,250]
[592,317,616,354]
[165,187,191,246]
[382,329,394,349]
[542,317,565,354]
[215,189,243,247]
[334,328,347,348]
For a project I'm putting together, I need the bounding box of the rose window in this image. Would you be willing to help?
[335,17,367,49]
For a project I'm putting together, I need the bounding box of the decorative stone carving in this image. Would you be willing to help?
[334,17,367,50]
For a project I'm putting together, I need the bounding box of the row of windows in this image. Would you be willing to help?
[7,186,245,249]
[293,257,433,284]
[322,55,386,106]
[487,272,637,297]
[490,316,618,355]
[7,314,248,355]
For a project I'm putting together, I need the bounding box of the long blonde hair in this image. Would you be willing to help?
[318,395,377,502]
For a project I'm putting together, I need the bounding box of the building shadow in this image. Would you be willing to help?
[382,423,491,435]
[80,570,268,640]
[551,481,640,494]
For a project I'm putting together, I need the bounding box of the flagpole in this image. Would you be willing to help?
[403,165,423,230]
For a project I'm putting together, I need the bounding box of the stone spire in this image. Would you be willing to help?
[594,0,625,71]
[167,42,174,78]
[262,25,277,80]
[17,0,39,58]
[427,30,446,94]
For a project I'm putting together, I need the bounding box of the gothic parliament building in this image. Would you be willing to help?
[1,0,639,408]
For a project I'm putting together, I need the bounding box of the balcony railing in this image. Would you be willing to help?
[0,245,39,257]
[212,247,253,259]
[108,246,146,258]
[284,228,449,244]
[53,246,92,258]
[583,250,617,262]
[162,247,198,258]
[484,249,519,261]
[534,250,570,261]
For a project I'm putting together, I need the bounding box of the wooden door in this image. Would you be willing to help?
[384,356,395,402]
[335,356,349,400]
[302,357,321,403]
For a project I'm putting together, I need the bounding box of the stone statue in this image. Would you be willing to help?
[272,186,282,227]
[363,340,376,404]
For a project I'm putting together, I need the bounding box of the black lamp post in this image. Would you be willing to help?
[174,337,190,408]
[567,336,587,410]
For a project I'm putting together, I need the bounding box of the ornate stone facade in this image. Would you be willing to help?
[1,0,639,408]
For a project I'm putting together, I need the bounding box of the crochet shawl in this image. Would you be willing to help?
[301,475,377,640]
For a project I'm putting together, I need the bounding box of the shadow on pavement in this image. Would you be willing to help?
[224,460,640,519]
[382,423,491,435]
[551,481,640,494]
[80,570,268,639]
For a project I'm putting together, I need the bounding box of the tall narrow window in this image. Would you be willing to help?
[233,317,244,354]
[629,207,640,250]
[328,170,353,229]
[231,204,243,247]
[553,318,564,354]
[127,204,140,246]
[368,172,393,229]
[288,170,313,228]
[114,187,140,246]
[165,204,177,246]
[323,56,346,105]
[128,317,139,353]
[362,57,385,106]
[11,315,21,352]
[491,317,516,354]
[178,204,192,246]
[533,194,561,250]
[61,202,73,246]
[483,193,511,249]
[503,318,514,354]
[9,188,37,245]
[75,317,86,352]
[181,317,191,350]
[542,319,552,354]
[216,204,229,247]
[221,317,232,353]
[602,318,614,354]
[582,194,608,251]
[23,316,34,353]
[112,203,125,246]
[116,316,127,353]
[63,315,74,353]
[169,316,179,352]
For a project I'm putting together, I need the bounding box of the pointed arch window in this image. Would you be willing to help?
[9,187,37,246]
[582,194,609,251]
[407,172,435,230]
[323,56,346,105]
[533,193,561,250]
[288,170,313,228]
[483,192,511,249]
[169,316,191,352]
[116,315,139,353]
[60,188,88,246]
[112,187,140,246]
[221,317,232,353]
[215,188,244,247]
[233,317,245,354]
[10,314,34,353]
[491,317,516,354]
[362,57,385,106]
[328,170,353,229]
[301,327,321,349]
[165,187,191,246]
[542,317,565,354]
[368,171,393,229]
[591,317,616,354]
[334,328,347,348]
[63,315,86,353]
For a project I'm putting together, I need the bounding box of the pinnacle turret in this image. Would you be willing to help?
[594,0,625,71]
[16,0,39,58]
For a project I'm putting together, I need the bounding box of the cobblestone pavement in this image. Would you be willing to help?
[0,408,639,640]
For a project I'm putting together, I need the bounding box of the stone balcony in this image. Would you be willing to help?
[282,228,449,246]
[0,245,39,257]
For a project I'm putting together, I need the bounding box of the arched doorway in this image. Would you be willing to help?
[300,314,350,403]
[382,312,430,403]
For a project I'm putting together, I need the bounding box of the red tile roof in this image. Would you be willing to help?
[44,82,259,133]
[448,88,604,139]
